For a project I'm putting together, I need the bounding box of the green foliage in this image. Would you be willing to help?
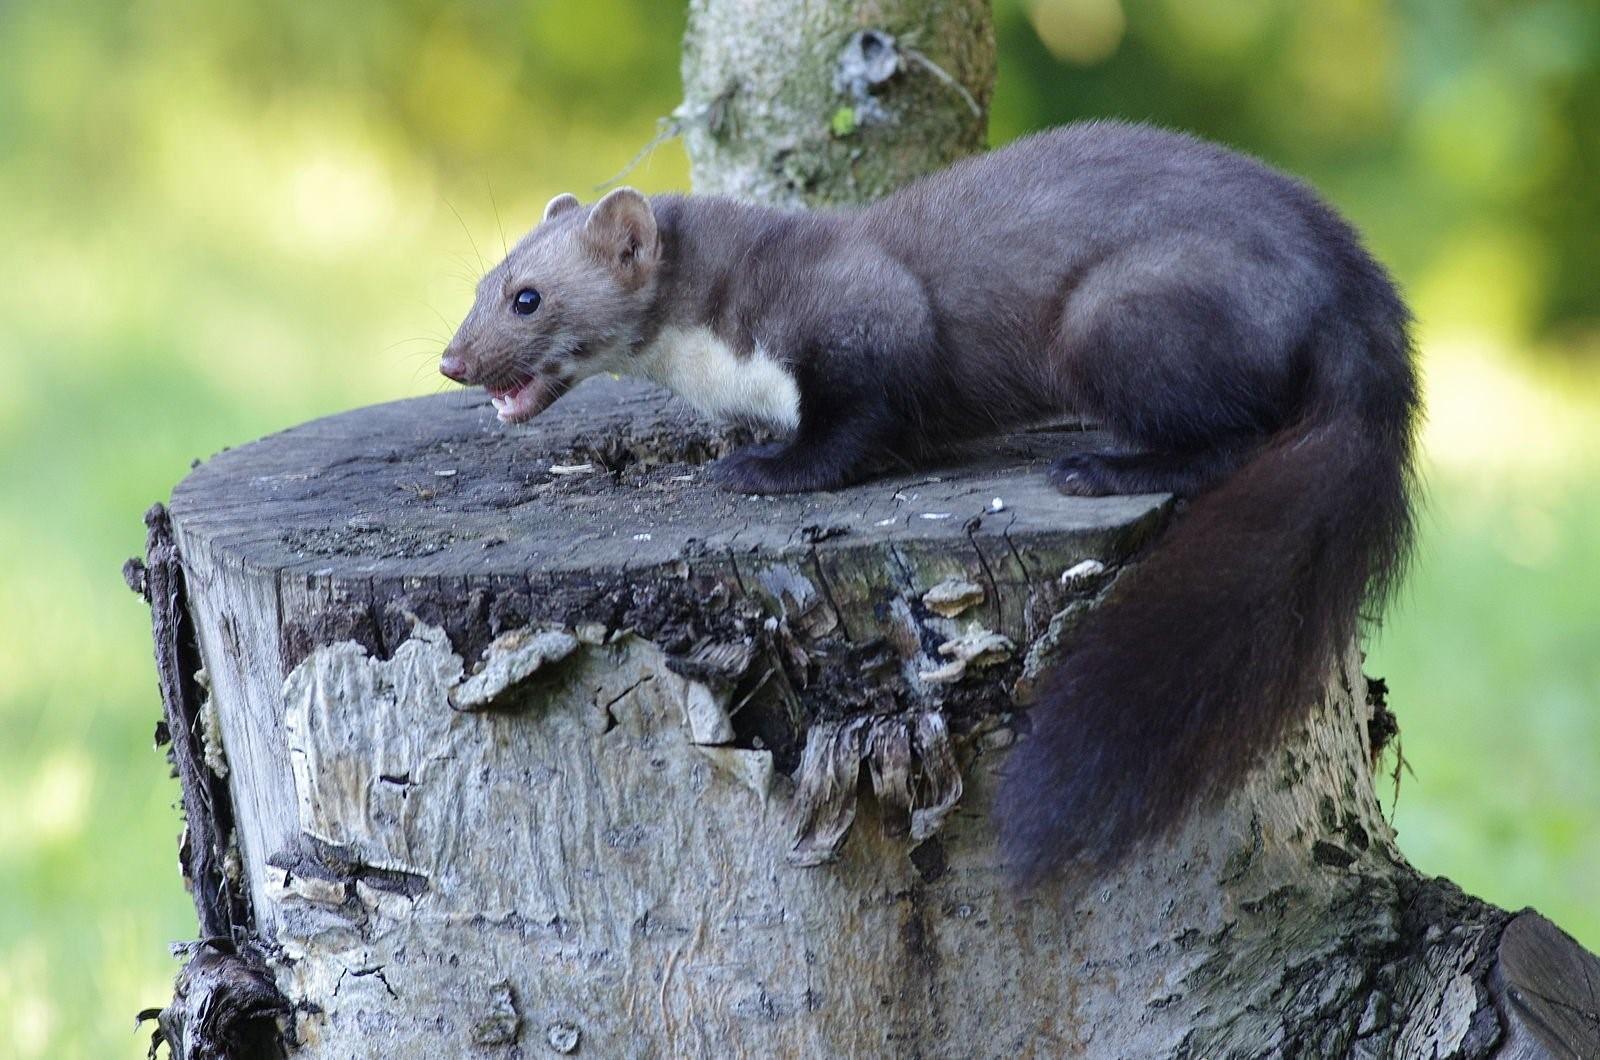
[0,1,1595,1054]
[1373,456,1600,938]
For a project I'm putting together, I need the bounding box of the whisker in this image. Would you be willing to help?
[423,301,459,338]
[487,177,508,258]
[444,197,485,276]
[402,354,446,382]
[448,257,481,288]
[381,336,447,356]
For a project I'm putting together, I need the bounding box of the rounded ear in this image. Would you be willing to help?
[583,187,658,272]
[542,193,582,223]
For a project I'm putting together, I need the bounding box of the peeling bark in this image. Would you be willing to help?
[136,941,288,1060]
[126,504,249,942]
[127,508,290,1056]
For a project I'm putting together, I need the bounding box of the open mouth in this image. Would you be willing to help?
[485,372,569,424]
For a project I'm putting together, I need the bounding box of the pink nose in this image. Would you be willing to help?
[439,352,471,383]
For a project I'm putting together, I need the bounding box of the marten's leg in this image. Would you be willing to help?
[712,429,878,493]
[714,279,933,494]
[1051,257,1303,499]
[712,356,898,494]
[1050,445,1251,498]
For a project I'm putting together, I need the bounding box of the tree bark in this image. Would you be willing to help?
[680,0,995,206]
[132,0,1600,1055]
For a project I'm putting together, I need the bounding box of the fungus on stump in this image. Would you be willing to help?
[131,0,1600,1055]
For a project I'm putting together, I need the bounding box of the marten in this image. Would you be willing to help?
[439,121,1420,881]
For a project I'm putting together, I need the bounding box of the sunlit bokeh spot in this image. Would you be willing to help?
[286,152,400,254]
[1280,0,1398,143]
[1155,0,1277,61]
[0,945,56,1059]
[25,751,94,846]
[1028,0,1126,65]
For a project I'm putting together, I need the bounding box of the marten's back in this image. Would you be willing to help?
[854,122,1356,406]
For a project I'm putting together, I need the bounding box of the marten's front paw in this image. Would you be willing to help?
[711,444,801,493]
[712,443,846,494]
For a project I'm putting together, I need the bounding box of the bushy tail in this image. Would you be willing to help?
[1000,314,1418,880]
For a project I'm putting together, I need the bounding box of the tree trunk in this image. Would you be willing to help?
[131,1,1600,1056]
[680,0,995,206]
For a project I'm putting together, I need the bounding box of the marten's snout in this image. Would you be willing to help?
[439,349,472,384]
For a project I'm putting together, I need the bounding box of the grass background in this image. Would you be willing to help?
[1,1,1596,1054]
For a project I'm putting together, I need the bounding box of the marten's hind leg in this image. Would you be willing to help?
[1050,445,1249,498]
[1051,255,1308,500]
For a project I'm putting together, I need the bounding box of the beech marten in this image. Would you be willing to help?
[440,121,1419,881]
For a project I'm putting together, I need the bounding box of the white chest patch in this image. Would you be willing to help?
[635,325,801,433]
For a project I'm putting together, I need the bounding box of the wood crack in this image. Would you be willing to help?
[807,546,852,641]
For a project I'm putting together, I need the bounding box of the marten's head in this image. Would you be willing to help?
[439,188,660,423]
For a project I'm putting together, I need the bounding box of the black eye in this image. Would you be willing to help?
[512,288,541,315]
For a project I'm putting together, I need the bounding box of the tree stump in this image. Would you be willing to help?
[136,376,1600,1057]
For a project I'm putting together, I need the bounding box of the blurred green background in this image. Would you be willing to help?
[1,0,1596,1054]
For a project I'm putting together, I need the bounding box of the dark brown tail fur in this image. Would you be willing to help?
[999,311,1419,880]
